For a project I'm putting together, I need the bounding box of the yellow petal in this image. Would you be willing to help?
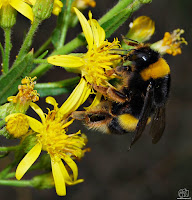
[64,154,78,181]
[16,143,42,180]
[46,96,58,110]
[52,0,63,16]
[74,7,93,50]
[47,55,84,68]
[51,158,66,196]
[25,0,35,5]
[66,179,84,186]
[26,116,43,133]
[84,92,102,110]
[89,17,105,47]
[58,158,72,183]
[30,102,46,124]
[60,159,84,185]
[62,119,74,129]
[58,78,91,117]
[10,0,34,22]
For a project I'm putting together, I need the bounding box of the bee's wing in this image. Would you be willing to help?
[149,106,166,144]
[130,83,154,147]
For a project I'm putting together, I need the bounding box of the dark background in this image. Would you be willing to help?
[0,0,192,199]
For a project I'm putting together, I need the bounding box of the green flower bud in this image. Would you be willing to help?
[31,173,54,189]
[32,0,54,20]
[0,5,16,29]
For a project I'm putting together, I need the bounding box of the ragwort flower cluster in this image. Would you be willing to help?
[1,1,187,198]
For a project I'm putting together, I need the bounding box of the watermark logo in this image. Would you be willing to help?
[177,188,191,200]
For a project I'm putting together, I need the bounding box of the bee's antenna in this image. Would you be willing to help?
[121,34,139,47]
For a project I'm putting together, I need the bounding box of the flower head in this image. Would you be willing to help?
[27,0,63,16]
[8,77,39,112]
[0,0,33,22]
[7,97,88,196]
[151,29,187,56]
[48,8,121,113]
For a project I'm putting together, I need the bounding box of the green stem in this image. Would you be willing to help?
[99,0,134,25]
[34,37,51,58]
[99,0,151,25]
[13,18,41,67]
[5,172,15,179]
[0,179,32,187]
[57,0,73,48]
[0,162,15,179]
[33,58,48,64]
[0,146,18,152]
[3,28,11,74]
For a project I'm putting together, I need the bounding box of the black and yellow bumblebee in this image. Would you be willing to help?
[72,43,171,148]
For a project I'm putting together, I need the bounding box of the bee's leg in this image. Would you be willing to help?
[93,84,127,103]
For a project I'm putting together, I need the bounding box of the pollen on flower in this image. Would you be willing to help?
[39,121,87,161]
[82,38,121,86]
[6,114,29,138]
[162,29,187,56]
[8,76,39,105]
[152,29,187,56]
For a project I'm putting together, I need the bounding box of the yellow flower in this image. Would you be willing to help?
[48,8,121,113]
[0,0,33,22]
[27,0,63,16]
[126,16,155,43]
[151,29,187,56]
[73,0,96,10]
[52,0,63,15]
[6,97,87,196]
[7,77,39,112]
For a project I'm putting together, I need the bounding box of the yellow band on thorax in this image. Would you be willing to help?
[140,58,170,81]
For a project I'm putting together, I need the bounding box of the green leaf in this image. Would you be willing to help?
[0,51,33,105]
[102,8,132,38]
[35,77,80,97]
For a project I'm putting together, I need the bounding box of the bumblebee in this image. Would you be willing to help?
[72,44,171,148]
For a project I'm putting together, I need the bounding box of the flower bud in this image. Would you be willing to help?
[31,173,54,189]
[0,5,16,29]
[126,16,155,43]
[6,113,29,138]
[33,0,54,20]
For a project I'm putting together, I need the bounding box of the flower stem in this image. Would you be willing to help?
[3,28,11,74]
[99,0,152,25]
[0,179,32,187]
[13,18,41,67]
[57,0,73,48]
[33,58,48,64]
[0,146,18,152]
[0,162,15,179]
[99,0,134,25]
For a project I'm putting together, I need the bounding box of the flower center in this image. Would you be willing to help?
[162,29,187,56]
[37,117,86,160]
[82,39,121,86]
